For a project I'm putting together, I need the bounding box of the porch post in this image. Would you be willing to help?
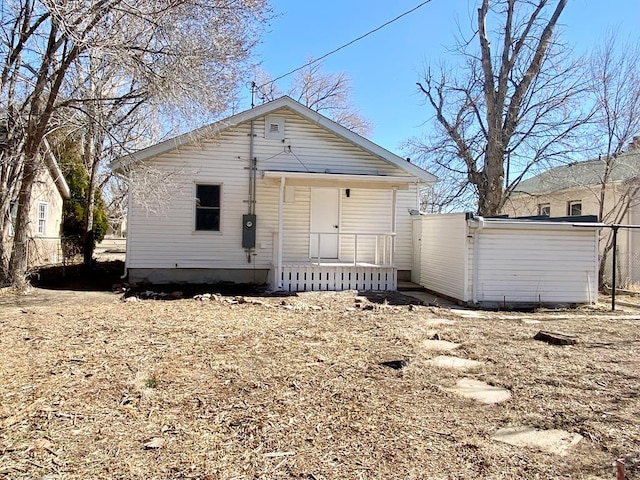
[276,176,285,289]
[391,187,397,265]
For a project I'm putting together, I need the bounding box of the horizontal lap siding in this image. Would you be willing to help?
[127,129,253,269]
[255,183,311,263]
[128,106,417,271]
[254,110,410,176]
[341,189,392,264]
[476,229,598,303]
[419,214,468,301]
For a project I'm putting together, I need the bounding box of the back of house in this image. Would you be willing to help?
[113,96,436,290]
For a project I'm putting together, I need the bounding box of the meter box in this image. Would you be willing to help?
[242,214,256,248]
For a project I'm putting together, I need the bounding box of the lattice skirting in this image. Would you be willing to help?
[277,265,397,292]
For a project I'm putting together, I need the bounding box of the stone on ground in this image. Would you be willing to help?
[521,318,541,325]
[427,355,483,370]
[421,339,461,351]
[445,378,511,404]
[493,426,583,456]
[450,309,485,319]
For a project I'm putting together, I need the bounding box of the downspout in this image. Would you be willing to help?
[472,216,485,304]
[120,173,131,280]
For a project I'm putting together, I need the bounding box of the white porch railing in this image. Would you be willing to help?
[271,231,397,291]
[309,232,395,265]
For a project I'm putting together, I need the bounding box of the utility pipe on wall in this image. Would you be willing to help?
[245,120,257,263]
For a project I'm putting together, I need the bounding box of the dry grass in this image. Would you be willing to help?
[0,289,639,479]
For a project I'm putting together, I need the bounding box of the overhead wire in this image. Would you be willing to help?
[258,0,433,90]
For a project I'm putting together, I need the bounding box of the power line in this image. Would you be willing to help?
[259,0,433,89]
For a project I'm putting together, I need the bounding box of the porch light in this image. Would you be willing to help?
[345,188,350,198]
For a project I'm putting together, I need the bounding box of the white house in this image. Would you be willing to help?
[112,96,437,290]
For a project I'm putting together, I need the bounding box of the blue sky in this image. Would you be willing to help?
[246,0,640,156]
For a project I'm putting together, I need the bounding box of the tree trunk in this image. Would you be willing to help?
[82,134,98,271]
[8,157,36,288]
[83,179,97,271]
[599,239,614,288]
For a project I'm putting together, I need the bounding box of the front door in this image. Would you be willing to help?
[310,187,339,259]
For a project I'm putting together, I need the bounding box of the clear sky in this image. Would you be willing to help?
[245,0,640,156]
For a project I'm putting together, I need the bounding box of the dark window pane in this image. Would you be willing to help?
[569,202,581,216]
[196,209,220,231]
[197,185,220,208]
[538,204,550,216]
[195,184,221,231]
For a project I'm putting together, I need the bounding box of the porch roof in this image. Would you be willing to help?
[262,170,419,189]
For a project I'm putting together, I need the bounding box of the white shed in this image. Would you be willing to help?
[414,213,601,307]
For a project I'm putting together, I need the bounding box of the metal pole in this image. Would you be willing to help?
[612,226,618,311]
[354,234,358,266]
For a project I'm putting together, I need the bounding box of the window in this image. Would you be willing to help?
[538,203,550,216]
[567,200,582,216]
[195,184,220,231]
[37,202,47,236]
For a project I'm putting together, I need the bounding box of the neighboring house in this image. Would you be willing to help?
[2,145,71,267]
[112,96,436,291]
[503,145,640,285]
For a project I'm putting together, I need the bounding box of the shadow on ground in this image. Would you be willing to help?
[33,260,126,292]
[32,261,425,307]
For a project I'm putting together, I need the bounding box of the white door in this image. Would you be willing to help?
[310,187,340,259]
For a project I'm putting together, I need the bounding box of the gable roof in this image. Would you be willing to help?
[43,140,71,200]
[0,122,70,200]
[111,96,437,184]
[514,151,640,195]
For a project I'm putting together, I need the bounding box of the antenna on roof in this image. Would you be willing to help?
[250,81,256,109]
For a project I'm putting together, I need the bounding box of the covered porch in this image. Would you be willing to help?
[264,170,418,292]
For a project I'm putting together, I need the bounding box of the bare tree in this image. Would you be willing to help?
[584,35,640,284]
[255,61,373,136]
[408,0,590,215]
[0,0,269,287]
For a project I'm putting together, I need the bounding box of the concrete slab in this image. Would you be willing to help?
[400,291,460,308]
[445,378,511,404]
[521,318,542,325]
[450,309,486,319]
[421,339,461,351]
[427,355,484,371]
[493,426,583,456]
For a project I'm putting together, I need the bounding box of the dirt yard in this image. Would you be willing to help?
[0,287,638,479]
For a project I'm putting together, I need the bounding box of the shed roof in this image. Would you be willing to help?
[111,96,437,184]
[514,151,640,195]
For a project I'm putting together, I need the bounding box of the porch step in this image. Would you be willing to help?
[397,281,426,292]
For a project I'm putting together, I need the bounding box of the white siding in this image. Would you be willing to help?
[474,228,598,304]
[418,213,469,301]
[253,110,411,176]
[339,187,415,268]
[127,127,255,269]
[127,107,419,272]
[415,214,599,305]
